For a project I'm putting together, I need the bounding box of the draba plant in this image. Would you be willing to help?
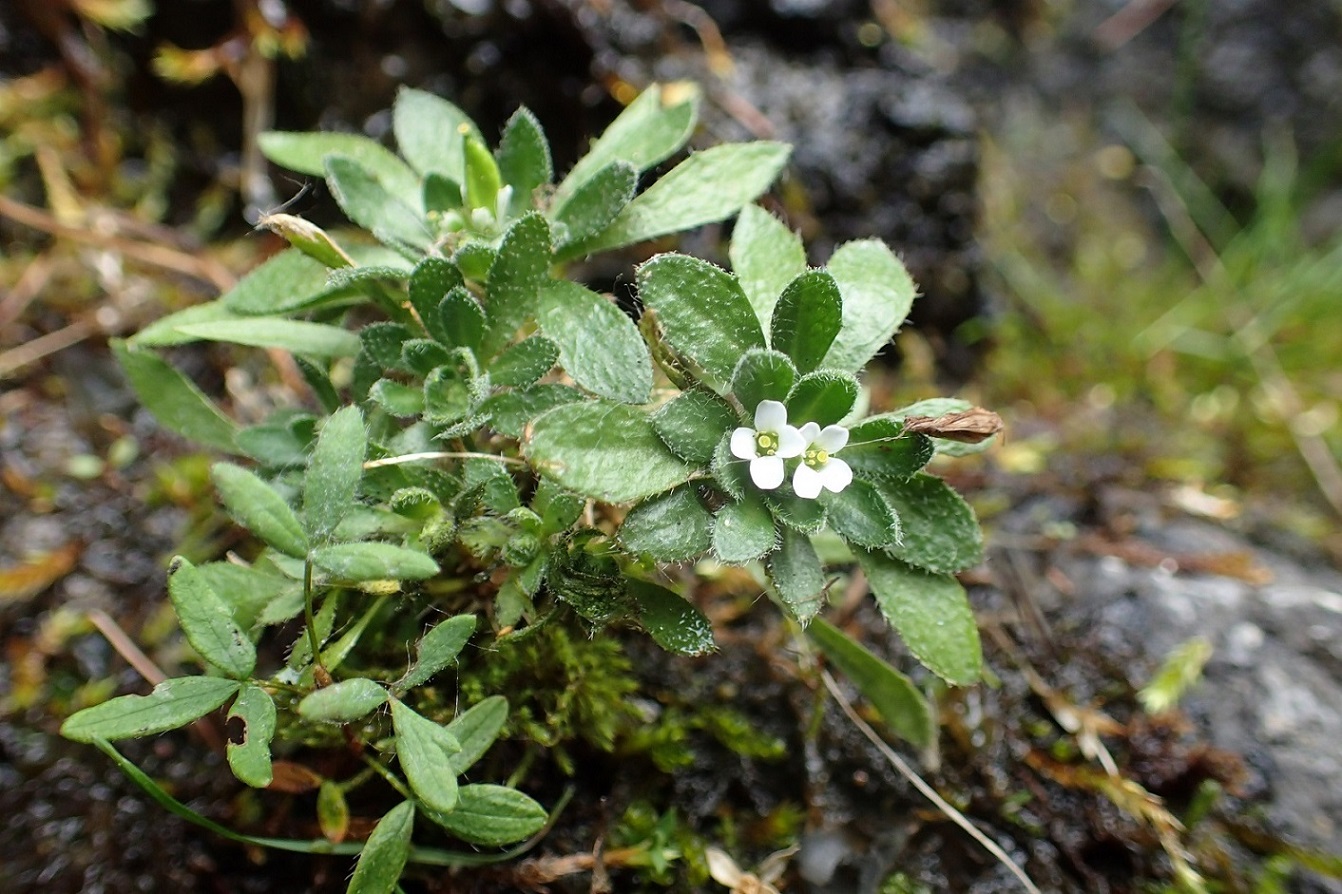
[61,83,999,891]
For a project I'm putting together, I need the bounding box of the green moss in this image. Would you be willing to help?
[457,621,641,772]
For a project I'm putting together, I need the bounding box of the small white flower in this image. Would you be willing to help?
[730,400,805,490]
[792,421,852,499]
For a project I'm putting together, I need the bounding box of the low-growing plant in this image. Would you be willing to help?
[61,82,998,891]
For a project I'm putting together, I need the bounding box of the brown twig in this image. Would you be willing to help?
[0,194,236,291]
[85,607,227,754]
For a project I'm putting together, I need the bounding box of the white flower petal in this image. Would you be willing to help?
[777,425,806,458]
[755,400,789,431]
[750,455,786,490]
[792,463,823,499]
[816,424,849,453]
[819,457,853,493]
[797,421,820,443]
[730,427,758,460]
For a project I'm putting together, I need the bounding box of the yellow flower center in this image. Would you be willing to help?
[755,431,778,456]
[804,446,828,468]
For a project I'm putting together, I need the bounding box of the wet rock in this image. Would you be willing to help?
[1052,516,1342,870]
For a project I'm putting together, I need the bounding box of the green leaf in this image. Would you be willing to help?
[400,339,453,377]
[259,131,420,202]
[393,86,480,183]
[311,542,439,582]
[446,696,509,774]
[730,349,796,410]
[490,335,558,388]
[710,494,776,564]
[618,486,711,561]
[303,406,366,543]
[194,560,291,630]
[423,362,482,427]
[400,615,478,691]
[426,784,546,847]
[823,479,901,549]
[636,254,765,388]
[556,83,698,202]
[573,142,791,255]
[842,418,934,481]
[823,239,918,372]
[391,699,462,814]
[214,248,332,316]
[630,580,715,656]
[365,323,416,371]
[497,106,552,216]
[132,299,245,348]
[173,318,361,358]
[807,617,932,748]
[436,287,487,355]
[763,489,828,535]
[537,280,652,403]
[874,473,983,574]
[297,357,341,414]
[463,136,502,211]
[369,379,425,417]
[455,243,497,282]
[297,678,388,722]
[61,676,240,742]
[857,550,982,686]
[770,271,843,374]
[768,528,825,624]
[318,780,350,842]
[325,155,431,249]
[112,341,237,452]
[167,557,257,678]
[710,430,750,501]
[553,161,637,254]
[652,389,737,464]
[525,400,693,503]
[409,257,464,340]
[730,204,807,330]
[423,172,462,213]
[484,213,552,356]
[227,684,277,787]
[482,384,581,439]
[347,800,414,894]
[211,462,308,559]
[787,372,859,427]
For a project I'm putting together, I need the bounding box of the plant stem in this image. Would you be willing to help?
[362,753,413,800]
[303,557,328,682]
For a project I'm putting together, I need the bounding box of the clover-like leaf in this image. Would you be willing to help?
[297,678,388,722]
[61,676,241,743]
[167,557,257,679]
[227,684,277,788]
[390,698,462,815]
[347,800,414,894]
[303,406,366,544]
[424,784,547,847]
[399,614,477,691]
